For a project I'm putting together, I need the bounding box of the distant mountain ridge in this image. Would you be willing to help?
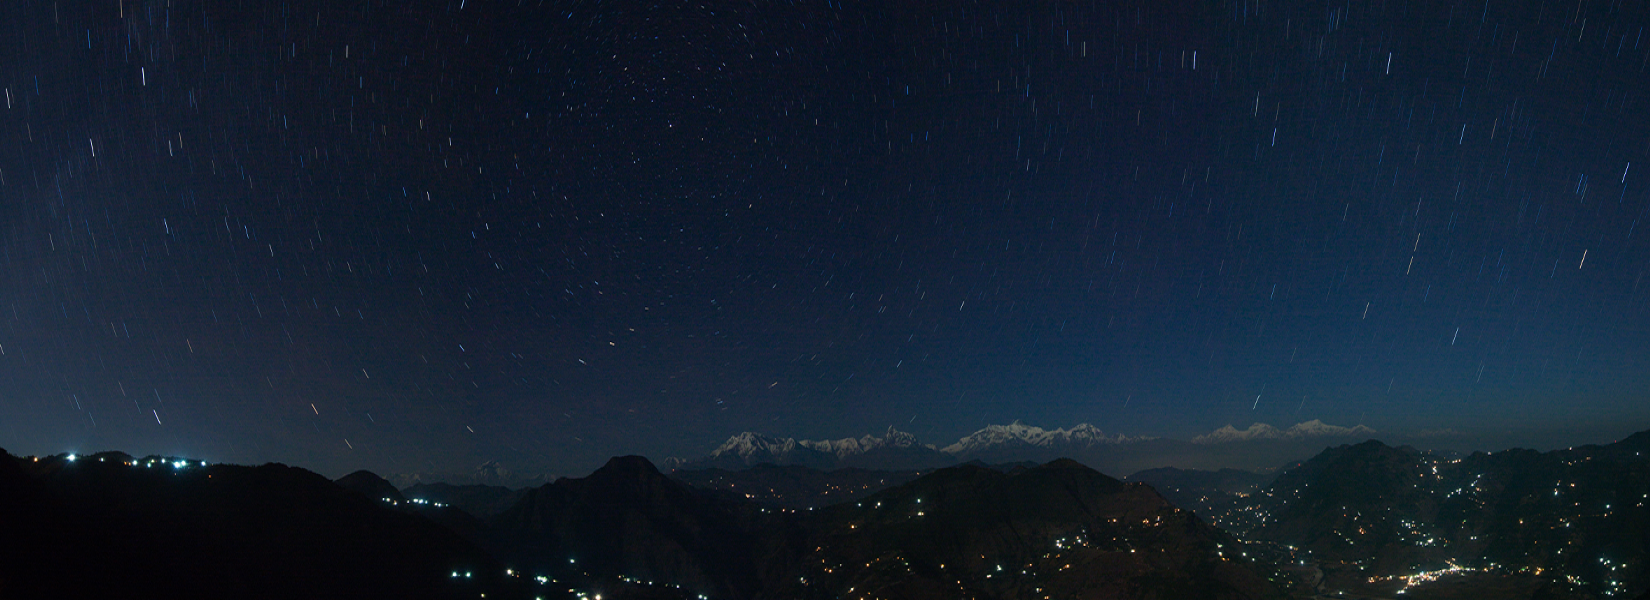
[668,419,1378,474]
[692,425,954,471]
[1192,420,1377,444]
[939,421,1150,454]
[800,425,927,457]
[386,459,559,490]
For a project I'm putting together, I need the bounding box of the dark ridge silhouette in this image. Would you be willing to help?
[668,463,928,509]
[335,469,406,503]
[0,450,529,600]
[1234,436,1650,598]
[759,458,1288,599]
[490,456,1290,600]
[332,471,509,557]
[492,455,778,599]
[13,430,1647,599]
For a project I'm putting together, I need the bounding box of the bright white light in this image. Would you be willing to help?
[66,454,77,462]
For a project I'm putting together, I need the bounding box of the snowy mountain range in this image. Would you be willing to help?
[667,420,1377,473]
[800,426,927,457]
[939,422,1151,455]
[703,431,837,469]
[690,426,946,471]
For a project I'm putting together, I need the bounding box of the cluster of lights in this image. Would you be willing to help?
[380,497,448,508]
[1597,557,1630,596]
[1051,534,1091,551]
[1367,560,1493,595]
[51,453,208,470]
[451,563,711,600]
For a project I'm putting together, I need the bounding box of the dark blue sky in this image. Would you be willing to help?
[3,0,1649,477]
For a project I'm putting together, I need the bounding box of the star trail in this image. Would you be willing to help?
[2,0,1649,477]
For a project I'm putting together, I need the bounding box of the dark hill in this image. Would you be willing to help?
[336,469,406,503]
[0,450,527,599]
[488,456,1292,599]
[668,463,927,509]
[491,455,781,599]
[765,458,1289,599]
[1251,440,1435,569]
[1234,436,1650,598]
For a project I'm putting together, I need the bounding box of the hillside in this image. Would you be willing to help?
[0,448,527,599]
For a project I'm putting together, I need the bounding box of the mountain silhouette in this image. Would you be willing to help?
[491,455,778,599]
[667,463,929,509]
[491,455,1289,599]
[1234,436,1650,598]
[13,428,1648,599]
[761,458,1288,599]
[336,469,407,502]
[0,449,527,599]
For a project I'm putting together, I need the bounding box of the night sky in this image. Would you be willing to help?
[4,0,1650,478]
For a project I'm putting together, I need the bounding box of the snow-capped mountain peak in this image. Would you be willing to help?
[798,426,931,458]
[940,422,1144,455]
[474,459,511,481]
[709,432,801,460]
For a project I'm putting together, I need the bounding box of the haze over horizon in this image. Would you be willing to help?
[4,0,1649,479]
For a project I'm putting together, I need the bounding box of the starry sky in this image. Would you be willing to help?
[3,0,1650,478]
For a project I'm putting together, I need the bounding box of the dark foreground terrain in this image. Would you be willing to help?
[0,449,524,599]
[6,432,1648,599]
[0,446,1289,599]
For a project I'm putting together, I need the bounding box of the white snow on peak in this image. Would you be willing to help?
[799,426,932,458]
[1192,419,1376,444]
[940,421,1145,455]
[474,460,511,480]
[709,427,934,462]
[709,432,802,459]
[1194,423,1282,444]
